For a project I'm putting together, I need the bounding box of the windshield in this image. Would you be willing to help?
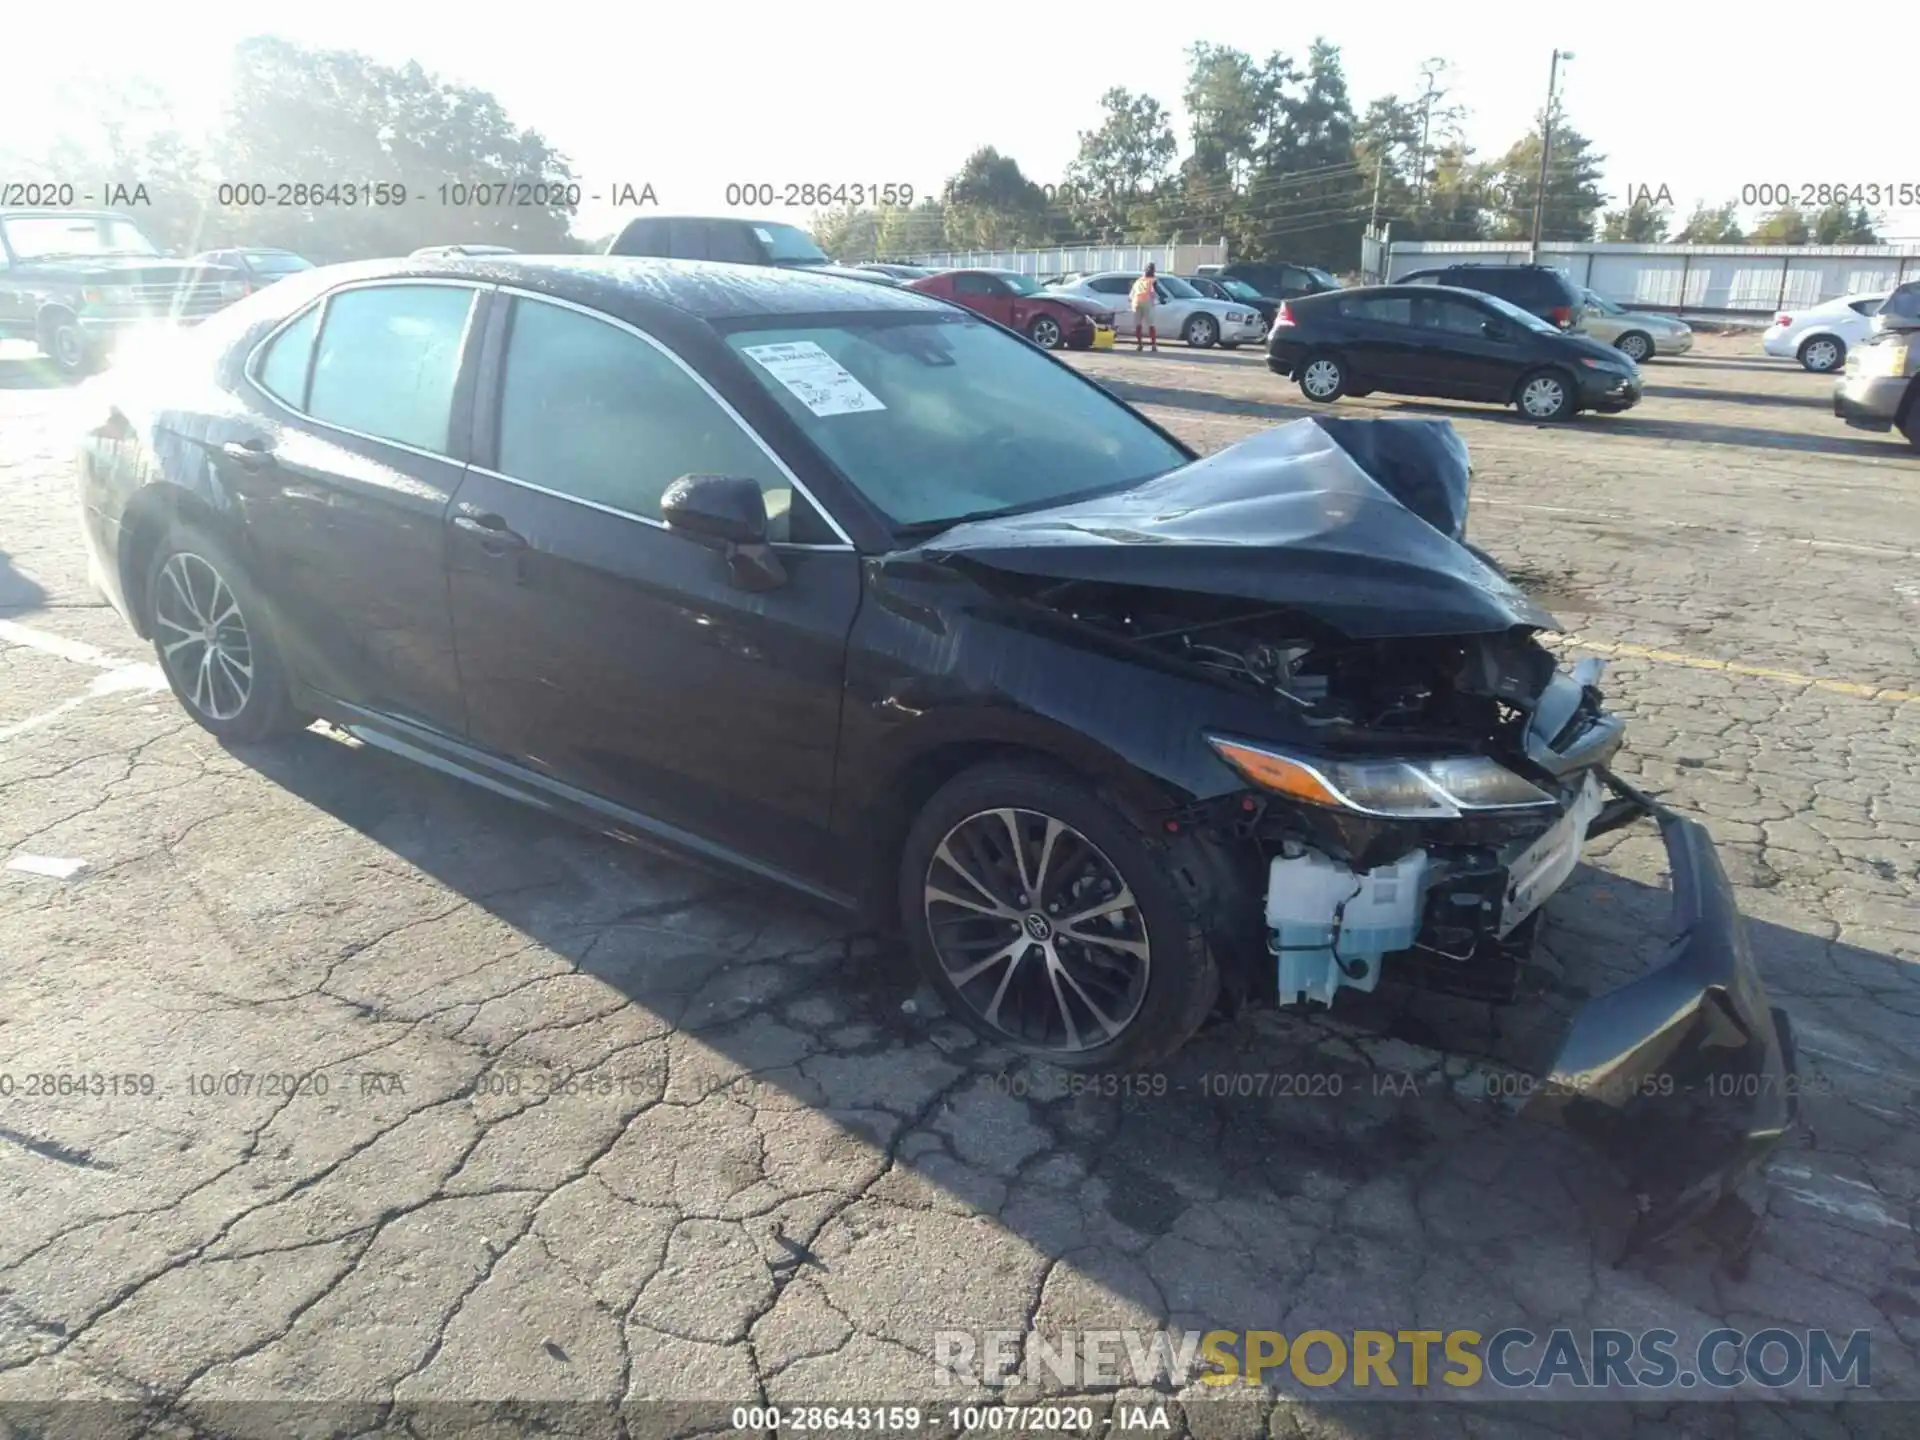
[1221,278,1264,303]
[1156,275,1200,299]
[1303,267,1338,288]
[1584,290,1624,315]
[998,273,1046,296]
[725,314,1189,530]
[754,223,830,265]
[2,214,160,261]
[1480,292,1560,334]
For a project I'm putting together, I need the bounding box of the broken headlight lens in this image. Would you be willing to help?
[1207,737,1558,818]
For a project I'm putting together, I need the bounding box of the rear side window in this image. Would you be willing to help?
[495,297,790,530]
[254,305,320,408]
[1342,294,1413,325]
[305,284,474,453]
[1089,277,1132,295]
[1849,298,1884,316]
[707,222,762,264]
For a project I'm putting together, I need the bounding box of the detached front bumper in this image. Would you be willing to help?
[1523,779,1797,1255]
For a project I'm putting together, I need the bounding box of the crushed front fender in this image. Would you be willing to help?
[1522,779,1799,1258]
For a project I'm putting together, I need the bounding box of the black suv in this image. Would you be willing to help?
[1396,263,1585,330]
[1209,261,1339,300]
[0,209,248,377]
[606,215,897,286]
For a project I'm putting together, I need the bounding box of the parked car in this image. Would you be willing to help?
[1049,271,1265,348]
[604,215,897,286]
[856,262,937,281]
[1199,261,1339,301]
[907,268,1114,350]
[1761,292,1885,373]
[409,244,518,259]
[73,252,1798,1251]
[1397,263,1585,331]
[190,248,315,291]
[1181,274,1279,328]
[0,208,248,378]
[1576,289,1692,362]
[1834,282,1920,450]
[1268,284,1641,422]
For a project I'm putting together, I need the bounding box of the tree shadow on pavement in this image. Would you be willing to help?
[212,724,1912,1410]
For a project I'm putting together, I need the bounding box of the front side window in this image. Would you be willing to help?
[255,305,321,408]
[1417,296,1490,335]
[953,273,1001,296]
[724,313,1188,530]
[496,297,793,535]
[306,284,474,452]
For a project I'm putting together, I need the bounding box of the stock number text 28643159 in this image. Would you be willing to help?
[725,183,914,209]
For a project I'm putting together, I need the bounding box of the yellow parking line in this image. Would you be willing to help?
[1564,637,1920,705]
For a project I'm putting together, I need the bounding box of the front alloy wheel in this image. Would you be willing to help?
[1027,315,1064,349]
[900,762,1218,1070]
[924,809,1150,1053]
[146,527,304,742]
[1184,314,1219,348]
[155,552,255,722]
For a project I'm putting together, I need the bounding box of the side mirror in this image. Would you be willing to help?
[661,475,786,592]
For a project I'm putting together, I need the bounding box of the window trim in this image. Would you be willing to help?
[479,285,855,551]
[243,277,486,463]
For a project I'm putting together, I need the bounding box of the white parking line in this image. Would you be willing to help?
[0,618,132,670]
[0,619,166,742]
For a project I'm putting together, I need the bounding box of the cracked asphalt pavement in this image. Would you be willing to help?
[1,334,1917,1438]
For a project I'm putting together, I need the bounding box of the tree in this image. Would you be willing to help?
[1750,205,1810,245]
[33,78,211,254]
[1243,39,1367,269]
[1062,88,1177,242]
[212,38,578,261]
[1416,140,1492,241]
[1600,200,1671,242]
[1483,103,1607,243]
[1673,201,1744,243]
[940,147,1049,249]
[1812,203,1879,244]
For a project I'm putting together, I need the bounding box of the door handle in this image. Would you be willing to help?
[219,439,274,471]
[453,513,527,554]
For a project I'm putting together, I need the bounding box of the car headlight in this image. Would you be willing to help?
[81,284,135,307]
[1859,340,1909,376]
[1206,737,1558,818]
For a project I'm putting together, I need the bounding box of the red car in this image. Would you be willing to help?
[906,268,1115,350]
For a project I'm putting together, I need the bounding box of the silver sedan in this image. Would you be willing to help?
[1578,289,1693,362]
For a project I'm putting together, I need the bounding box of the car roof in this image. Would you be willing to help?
[282,254,951,323]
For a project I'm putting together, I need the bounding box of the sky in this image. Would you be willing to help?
[6,1,1918,248]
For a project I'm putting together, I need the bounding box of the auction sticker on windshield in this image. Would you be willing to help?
[742,341,886,416]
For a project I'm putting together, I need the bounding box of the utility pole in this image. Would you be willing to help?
[1529,49,1573,263]
[1369,156,1384,234]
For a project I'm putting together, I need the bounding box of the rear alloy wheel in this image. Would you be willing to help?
[1799,335,1844,373]
[1516,369,1574,422]
[901,763,1216,1070]
[146,527,304,742]
[1298,352,1347,402]
[1615,331,1652,363]
[1183,313,1219,348]
[1026,314,1065,350]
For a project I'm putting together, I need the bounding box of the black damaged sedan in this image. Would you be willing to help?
[77,255,1793,1249]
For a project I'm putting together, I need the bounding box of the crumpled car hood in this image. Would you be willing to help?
[918,416,1560,641]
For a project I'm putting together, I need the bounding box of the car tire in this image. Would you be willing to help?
[1798,335,1845,373]
[900,760,1218,1072]
[1027,314,1065,350]
[1297,352,1347,402]
[1221,341,1241,350]
[1515,368,1575,422]
[40,311,97,380]
[1615,331,1653,363]
[1182,314,1219,348]
[145,523,306,743]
